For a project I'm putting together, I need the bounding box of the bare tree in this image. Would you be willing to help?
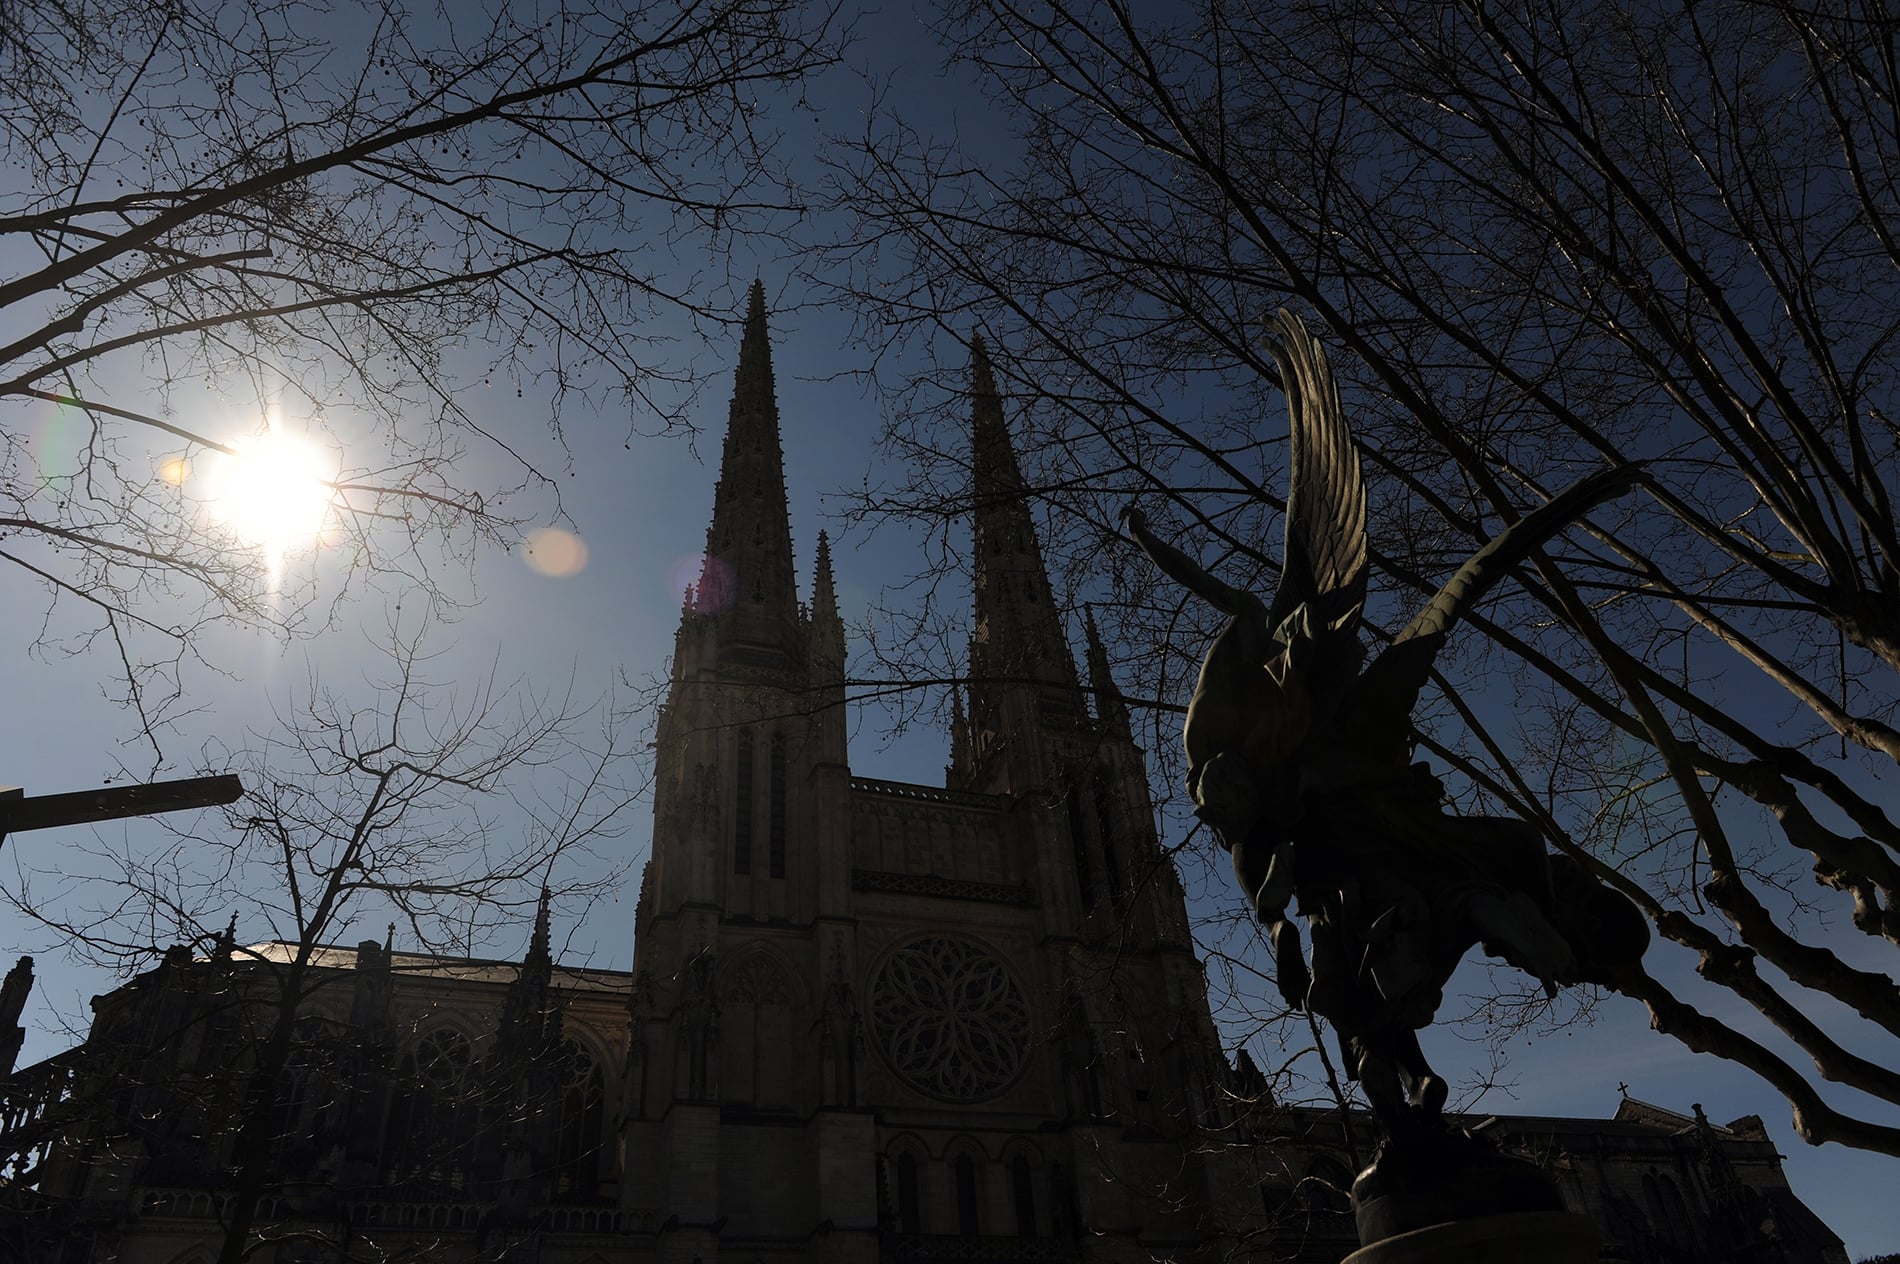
[0,0,839,752]
[818,0,1900,1156]
[0,618,643,1262]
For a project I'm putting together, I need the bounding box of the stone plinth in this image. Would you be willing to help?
[1342,1210,1599,1264]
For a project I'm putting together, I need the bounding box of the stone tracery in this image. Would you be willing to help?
[869,936,1029,1102]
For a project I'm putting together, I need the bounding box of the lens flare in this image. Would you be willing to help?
[158,456,192,486]
[668,554,735,612]
[523,527,588,578]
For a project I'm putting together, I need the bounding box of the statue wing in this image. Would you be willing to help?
[1264,309,1367,647]
[1393,462,1645,650]
[1350,463,1648,749]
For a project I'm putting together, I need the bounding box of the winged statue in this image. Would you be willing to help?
[1124,311,1649,1168]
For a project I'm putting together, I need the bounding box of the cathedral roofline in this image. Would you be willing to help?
[220,940,631,991]
[850,773,1002,811]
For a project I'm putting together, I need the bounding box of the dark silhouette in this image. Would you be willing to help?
[1126,310,1650,1242]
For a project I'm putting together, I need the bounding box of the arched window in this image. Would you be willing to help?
[1080,1026,1106,1118]
[734,731,755,874]
[1660,1174,1693,1247]
[720,954,794,1107]
[1302,1156,1352,1217]
[896,1151,922,1235]
[769,732,787,878]
[955,1153,981,1236]
[386,1028,474,1192]
[1645,1170,1692,1247]
[1643,1171,1669,1241]
[1050,1161,1078,1235]
[1093,776,1125,913]
[555,1042,606,1200]
[1011,1153,1037,1236]
[1065,789,1095,912]
[273,1017,340,1172]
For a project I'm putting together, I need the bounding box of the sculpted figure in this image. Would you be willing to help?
[1124,311,1648,1174]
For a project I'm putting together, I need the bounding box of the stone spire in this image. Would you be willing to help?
[527,885,553,972]
[811,530,842,646]
[692,280,800,664]
[947,685,972,786]
[501,887,559,1060]
[808,530,848,767]
[211,912,238,963]
[966,335,1081,730]
[1083,607,1132,738]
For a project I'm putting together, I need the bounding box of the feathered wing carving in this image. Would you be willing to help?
[1393,463,1644,648]
[1349,462,1648,760]
[1126,306,1641,778]
[1264,308,1368,645]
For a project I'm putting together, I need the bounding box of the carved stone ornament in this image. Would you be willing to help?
[867,936,1029,1102]
[721,953,792,1006]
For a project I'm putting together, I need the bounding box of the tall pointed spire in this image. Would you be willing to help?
[693,280,801,665]
[1083,607,1132,738]
[967,335,1081,733]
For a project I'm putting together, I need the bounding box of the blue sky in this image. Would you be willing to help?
[1,3,1896,1258]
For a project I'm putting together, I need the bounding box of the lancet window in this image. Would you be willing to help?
[720,953,795,1106]
[734,730,754,875]
[769,732,787,878]
[955,1153,980,1235]
[1093,775,1125,914]
[274,1017,341,1172]
[555,1041,606,1200]
[1011,1153,1038,1236]
[896,1151,922,1234]
[386,1027,476,1193]
[1065,788,1095,912]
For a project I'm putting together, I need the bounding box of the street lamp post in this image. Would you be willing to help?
[0,774,243,845]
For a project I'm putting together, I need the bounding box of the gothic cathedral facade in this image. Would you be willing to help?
[619,282,1255,1262]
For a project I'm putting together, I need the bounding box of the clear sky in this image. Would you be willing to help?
[0,4,1896,1259]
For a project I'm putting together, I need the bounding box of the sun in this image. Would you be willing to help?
[200,425,338,578]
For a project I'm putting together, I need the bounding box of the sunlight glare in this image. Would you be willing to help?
[202,426,337,581]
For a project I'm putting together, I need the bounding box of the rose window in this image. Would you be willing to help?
[869,936,1030,1101]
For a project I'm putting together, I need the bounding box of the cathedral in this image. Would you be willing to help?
[0,287,1850,1264]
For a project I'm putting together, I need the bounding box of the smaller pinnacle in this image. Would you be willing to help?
[948,683,972,787]
[212,911,237,961]
[813,530,839,622]
[528,885,553,967]
[1084,606,1131,735]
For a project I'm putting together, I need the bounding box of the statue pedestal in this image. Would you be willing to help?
[1341,1210,1599,1264]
